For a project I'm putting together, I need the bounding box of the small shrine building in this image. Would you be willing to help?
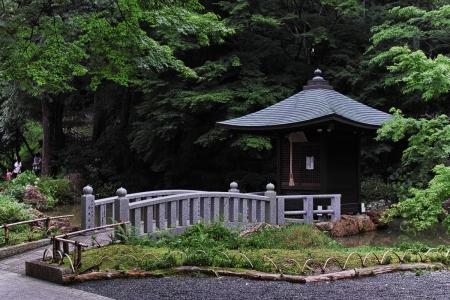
[217,70,392,214]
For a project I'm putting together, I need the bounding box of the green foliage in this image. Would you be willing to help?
[2,185,26,202]
[382,165,450,231]
[243,224,338,251]
[361,176,397,203]
[11,171,37,187]
[170,221,240,251]
[36,177,76,204]
[0,194,31,224]
[369,5,450,101]
[140,253,178,271]
[377,110,450,192]
[2,171,74,207]
[0,0,232,95]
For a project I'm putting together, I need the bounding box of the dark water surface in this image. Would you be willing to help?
[46,203,82,226]
[45,204,450,248]
[333,219,450,248]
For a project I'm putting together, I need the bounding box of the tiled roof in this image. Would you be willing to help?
[217,70,392,131]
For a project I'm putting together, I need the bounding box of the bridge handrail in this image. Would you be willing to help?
[80,183,341,233]
[128,192,269,209]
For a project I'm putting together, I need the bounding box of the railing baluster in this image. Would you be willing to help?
[99,204,106,227]
[190,197,200,224]
[156,203,165,230]
[240,198,248,223]
[143,205,154,233]
[200,197,211,224]
[179,199,188,226]
[211,197,220,222]
[167,201,177,228]
[249,200,257,223]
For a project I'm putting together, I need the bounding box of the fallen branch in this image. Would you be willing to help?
[175,263,445,283]
[64,270,164,283]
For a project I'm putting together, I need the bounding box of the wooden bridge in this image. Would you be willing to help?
[81,182,341,235]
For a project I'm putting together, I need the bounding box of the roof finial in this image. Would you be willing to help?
[303,68,333,90]
[313,69,323,80]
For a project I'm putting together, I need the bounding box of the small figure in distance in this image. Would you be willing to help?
[12,156,21,179]
[6,169,12,181]
[32,152,42,177]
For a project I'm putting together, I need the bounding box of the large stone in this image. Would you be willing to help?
[315,222,334,231]
[23,186,46,209]
[64,172,84,200]
[365,210,388,228]
[365,199,391,211]
[330,214,376,237]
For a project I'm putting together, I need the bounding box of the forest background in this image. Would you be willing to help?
[1,0,450,222]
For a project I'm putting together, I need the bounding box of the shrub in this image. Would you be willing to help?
[171,221,240,251]
[0,194,31,224]
[242,224,337,250]
[12,171,37,187]
[361,176,396,203]
[2,185,26,202]
[37,177,76,204]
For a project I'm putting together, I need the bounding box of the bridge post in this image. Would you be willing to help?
[264,183,277,225]
[304,196,314,224]
[228,182,239,223]
[81,186,95,230]
[330,194,341,221]
[114,187,129,224]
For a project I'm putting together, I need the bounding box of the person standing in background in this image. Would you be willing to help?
[32,153,42,177]
[12,156,21,179]
[6,169,11,180]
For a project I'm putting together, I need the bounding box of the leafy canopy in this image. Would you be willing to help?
[0,0,232,95]
[369,5,450,100]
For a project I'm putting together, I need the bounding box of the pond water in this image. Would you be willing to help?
[333,219,450,248]
[45,203,82,226]
[45,204,450,248]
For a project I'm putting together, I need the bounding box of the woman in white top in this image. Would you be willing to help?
[13,156,21,179]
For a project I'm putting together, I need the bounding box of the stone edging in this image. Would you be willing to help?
[0,238,51,260]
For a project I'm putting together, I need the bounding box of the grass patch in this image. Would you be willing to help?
[54,222,449,276]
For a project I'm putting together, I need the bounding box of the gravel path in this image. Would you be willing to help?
[71,270,450,299]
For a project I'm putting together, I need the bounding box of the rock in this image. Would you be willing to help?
[23,186,46,209]
[365,199,391,211]
[239,222,279,237]
[365,210,388,228]
[330,214,376,237]
[64,173,84,199]
[442,199,450,214]
[315,222,334,231]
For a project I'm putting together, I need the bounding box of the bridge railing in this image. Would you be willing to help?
[81,183,283,235]
[279,194,341,224]
[81,183,341,234]
[82,189,202,228]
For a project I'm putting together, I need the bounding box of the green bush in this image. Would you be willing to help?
[361,176,396,203]
[0,194,31,224]
[37,177,76,204]
[242,224,337,250]
[170,221,240,251]
[2,185,26,202]
[12,171,37,187]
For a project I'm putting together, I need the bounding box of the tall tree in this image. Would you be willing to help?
[0,0,230,176]
[368,3,450,231]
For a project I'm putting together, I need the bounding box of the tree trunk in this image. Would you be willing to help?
[41,94,66,176]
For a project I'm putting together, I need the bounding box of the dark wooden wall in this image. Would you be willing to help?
[278,128,361,214]
[326,131,360,214]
